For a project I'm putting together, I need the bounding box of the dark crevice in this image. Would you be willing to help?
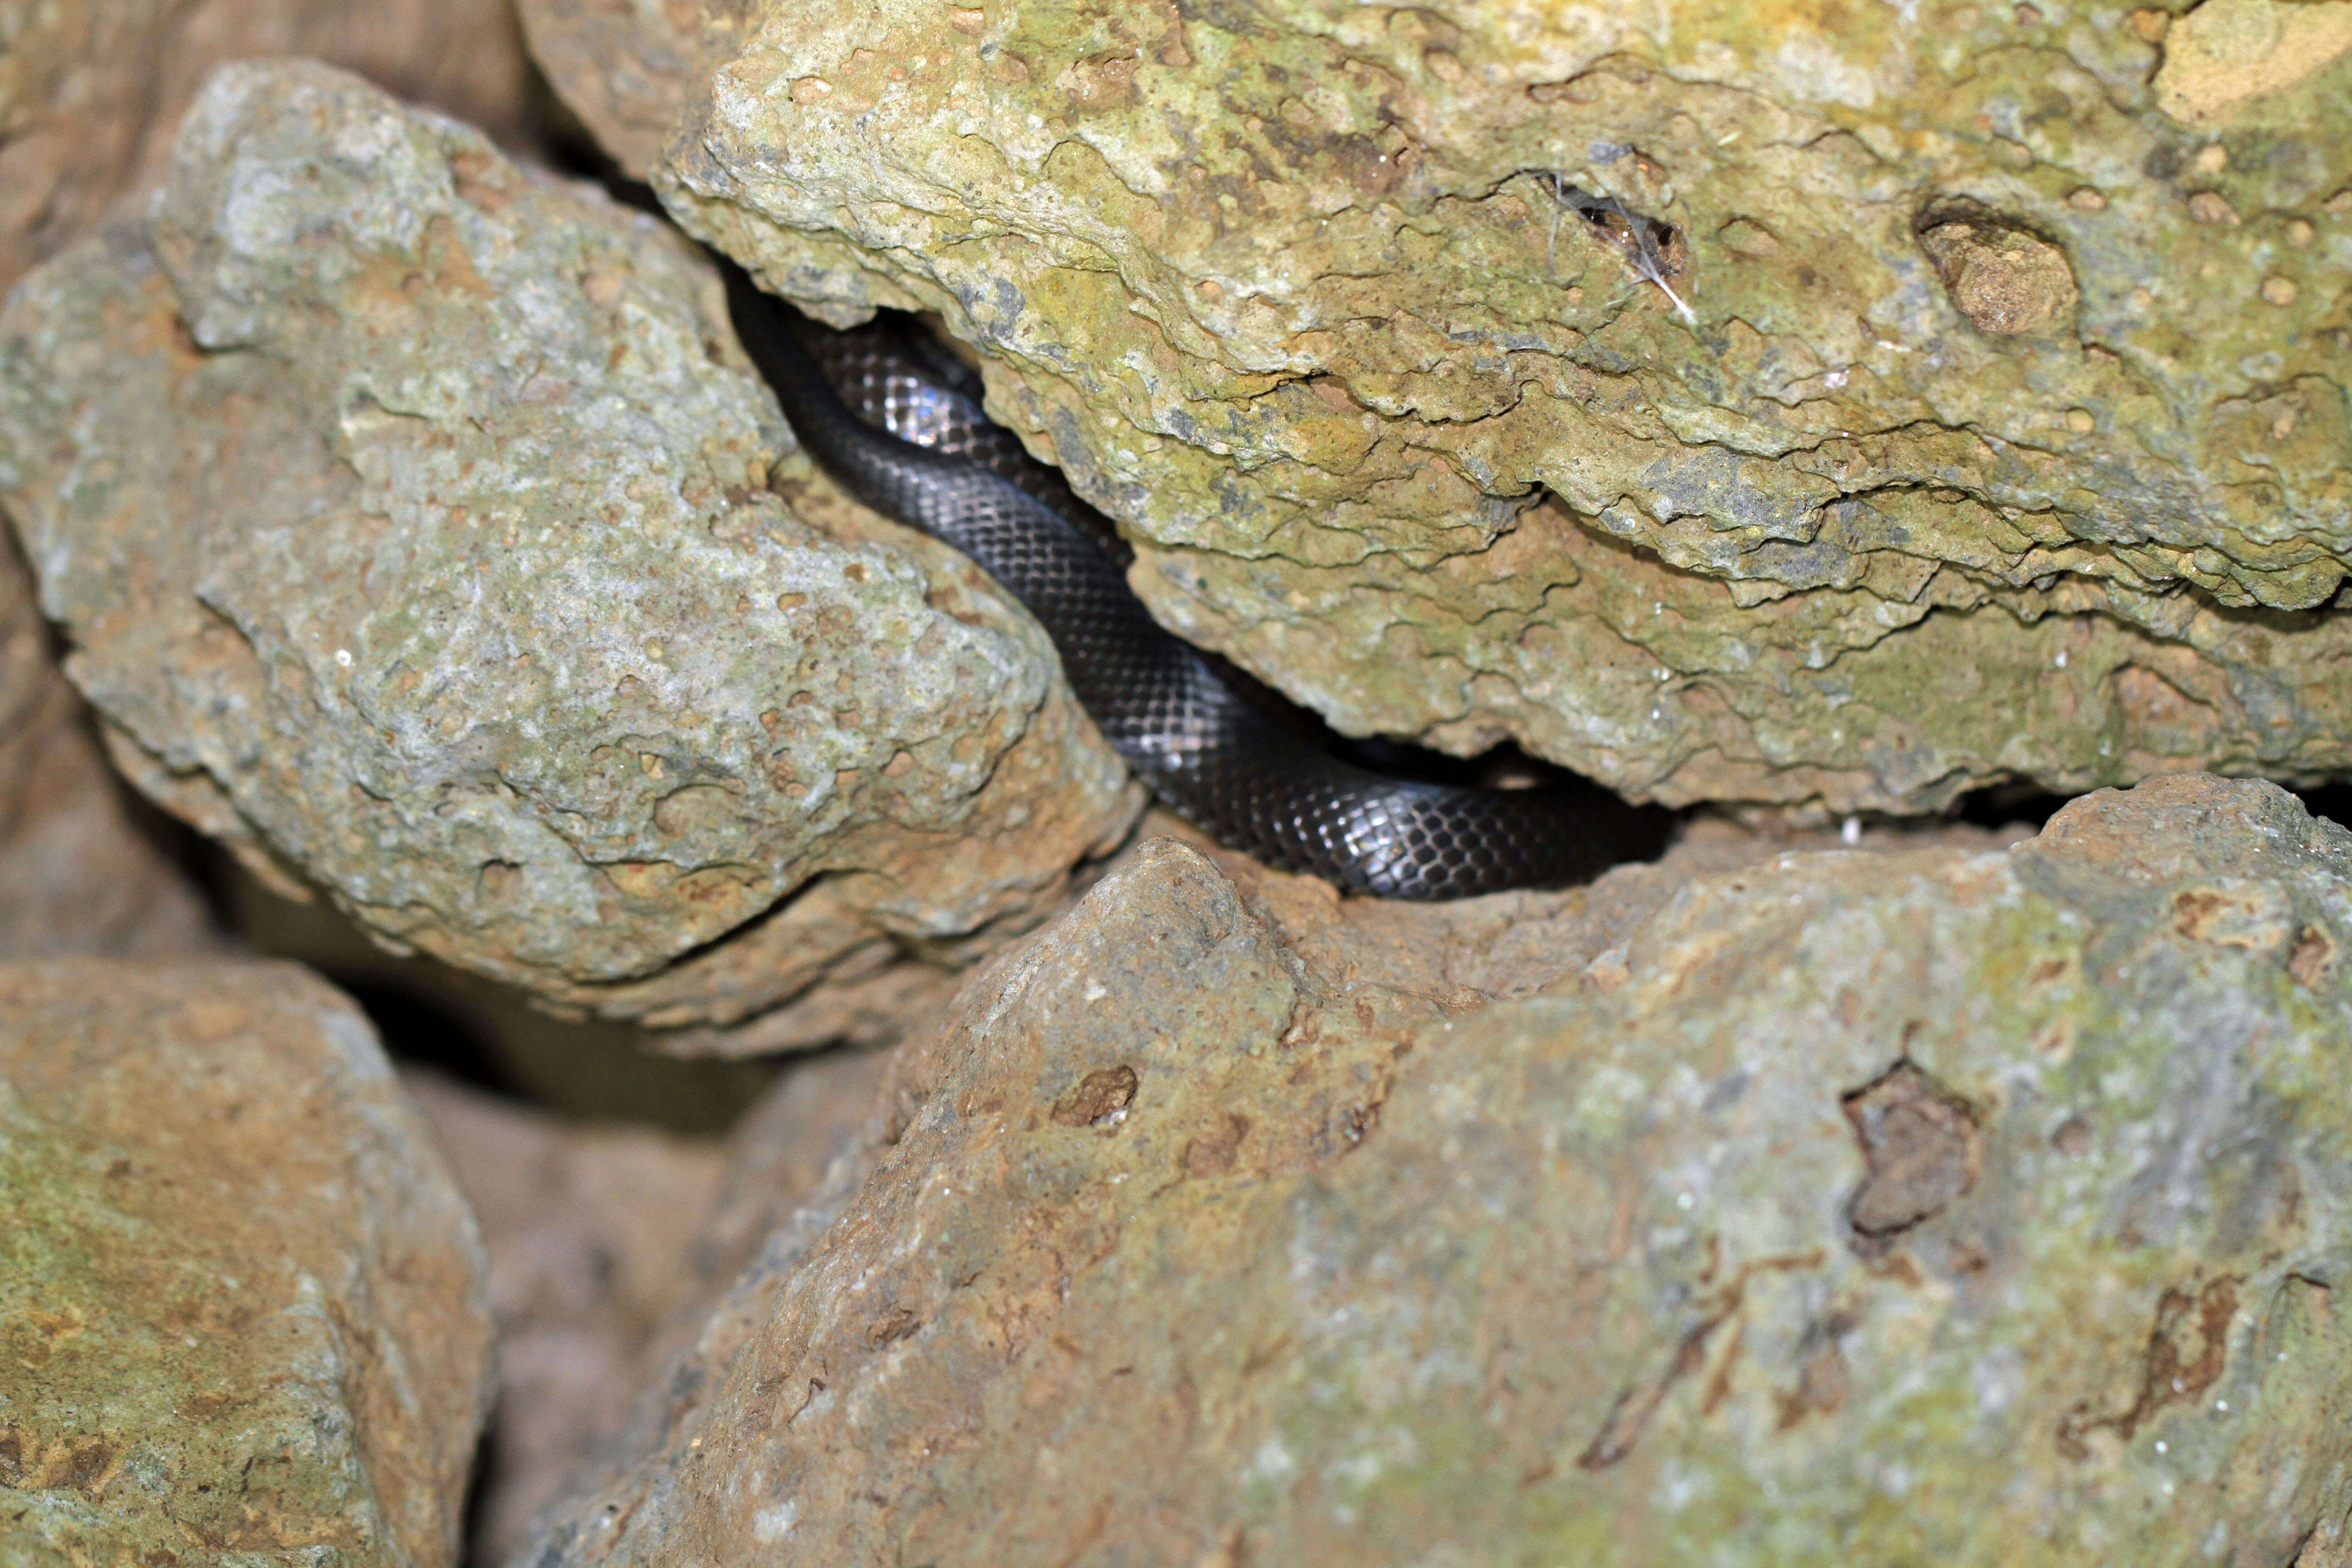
[1950,781,2073,831]
[328,976,518,1097]
[2295,784,2352,831]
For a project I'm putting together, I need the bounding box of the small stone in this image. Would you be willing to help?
[2193,143,2230,174]
[2287,219,2316,246]
[2262,276,2301,306]
[1919,217,2080,336]
[2065,407,2097,433]
[2188,190,2242,224]
[2066,187,2107,211]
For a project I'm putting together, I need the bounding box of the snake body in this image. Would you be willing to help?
[724,265,1668,899]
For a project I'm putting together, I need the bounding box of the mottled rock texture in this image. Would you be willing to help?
[533,0,2352,812]
[0,62,1138,1044]
[0,540,214,958]
[0,0,535,294]
[0,958,493,1567]
[526,775,2352,1567]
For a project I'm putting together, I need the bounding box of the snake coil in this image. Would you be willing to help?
[725,265,1668,899]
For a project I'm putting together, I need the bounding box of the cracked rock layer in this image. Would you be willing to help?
[537,0,2352,810]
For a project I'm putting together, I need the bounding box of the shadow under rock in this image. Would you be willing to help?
[215,849,779,1136]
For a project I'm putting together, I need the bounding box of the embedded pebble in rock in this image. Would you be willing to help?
[0,0,536,294]
[533,0,2352,812]
[0,543,215,957]
[0,61,1139,1044]
[0,958,494,1567]
[525,776,2352,1566]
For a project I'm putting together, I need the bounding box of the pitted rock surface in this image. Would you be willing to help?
[0,958,494,1567]
[524,775,2352,1567]
[0,62,1139,1037]
[530,0,2352,812]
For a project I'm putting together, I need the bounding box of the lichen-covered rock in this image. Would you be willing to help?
[0,62,1139,1039]
[0,0,535,294]
[524,775,2352,1566]
[0,958,494,1567]
[534,0,2352,811]
[0,539,216,958]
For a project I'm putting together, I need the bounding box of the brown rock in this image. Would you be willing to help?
[1917,213,2080,338]
[515,0,739,178]
[405,1072,730,1564]
[523,778,2352,1565]
[0,957,494,1567]
[502,1042,898,1550]
[0,0,535,295]
[2152,0,2352,126]
[0,538,214,957]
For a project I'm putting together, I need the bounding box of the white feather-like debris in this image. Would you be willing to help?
[1549,177,1698,327]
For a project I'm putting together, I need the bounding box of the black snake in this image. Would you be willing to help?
[723,263,1669,899]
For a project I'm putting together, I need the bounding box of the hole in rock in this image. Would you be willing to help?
[1950,781,2071,831]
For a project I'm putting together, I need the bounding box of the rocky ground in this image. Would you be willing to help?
[0,5,2346,1566]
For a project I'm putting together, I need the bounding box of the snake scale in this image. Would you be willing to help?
[724,263,1670,899]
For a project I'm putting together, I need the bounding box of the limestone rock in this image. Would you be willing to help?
[0,539,215,958]
[0,61,1139,1039]
[0,958,494,1567]
[0,0,535,295]
[524,775,2352,1566]
[531,0,2352,812]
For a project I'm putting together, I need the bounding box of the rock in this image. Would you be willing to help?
[1916,208,2079,338]
[513,0,730,181]
[404,1071,731,1564]
[0,537,215,958]
[2152,0,2352,127]
[0,0,535,295]
[531,0,2352,812]
[523,775,2352,1566]
[412,1043,892,1561]
[0,957,494,1567]
[0,61,1139,1044]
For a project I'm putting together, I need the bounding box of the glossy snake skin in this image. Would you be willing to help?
[724,264,1669,899]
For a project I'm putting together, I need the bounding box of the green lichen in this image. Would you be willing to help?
[651,0,2352,810]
